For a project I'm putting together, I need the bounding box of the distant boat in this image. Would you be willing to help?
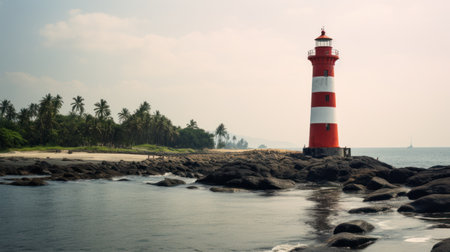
[407,138,413,149]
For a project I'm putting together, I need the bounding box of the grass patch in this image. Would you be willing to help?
[133,144,196,153]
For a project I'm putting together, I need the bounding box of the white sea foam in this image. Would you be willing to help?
[404,236,431,243]
[271,243,307,252]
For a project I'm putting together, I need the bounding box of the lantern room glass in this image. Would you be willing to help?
[315,40,332,47]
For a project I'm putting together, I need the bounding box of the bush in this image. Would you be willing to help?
[0,127,27,149]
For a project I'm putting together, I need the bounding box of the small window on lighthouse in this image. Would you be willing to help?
[326,124,330,131]
[325,95,330,102]
[324,70,328,76]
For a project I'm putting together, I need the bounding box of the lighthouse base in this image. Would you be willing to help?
[303,147,351,158]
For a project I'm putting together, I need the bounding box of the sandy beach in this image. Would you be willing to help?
[0,151,151,162]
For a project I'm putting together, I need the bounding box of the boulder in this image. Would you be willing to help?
[210,187,242,193]
[333,220,374,234]
[327,232,377,249]
[364,188,408,202]
[10,177,47,186]
[366,177,397,190]
[186,186,198,189]
[348,206,390,214]
[431,238,450,252]
[387,167,422,184]
[407,177,450,200]
[406,166,450,187]
[343,183,365,192]
[152,178,186,187]
[398,194,450,213]
[260,177,296,190]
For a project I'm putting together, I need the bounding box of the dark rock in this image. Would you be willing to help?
[398,194,450,213]
[407,177,450,200]
[406,166,450,187]
[348,206,391,214]
[387,168,421,184]
[186,186,198,189]
[333,220,374,234]
[261,177,296,190]
[431,238,450,252]
[210,187,242,193]
[366,177,397,190]
[327,232,377,249]
[117,178,130,181]
[152,178,186,187]
[343,183,365,192]
[10,178,47,186]
[29,165,52,175]
[306,163,339,182]
[428,224,450,229]
[364,188,408,202]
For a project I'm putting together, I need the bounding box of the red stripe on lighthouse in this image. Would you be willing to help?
[309,123,339,148]
[311,92,336,107]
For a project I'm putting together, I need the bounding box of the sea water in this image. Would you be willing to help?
[352,147,450,168]
[1,148,449,251]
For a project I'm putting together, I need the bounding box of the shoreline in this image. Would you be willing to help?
[1,150,449,250]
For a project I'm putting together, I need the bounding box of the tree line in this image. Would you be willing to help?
[0,94,247,150]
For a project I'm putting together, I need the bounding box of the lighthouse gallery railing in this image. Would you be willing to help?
[308,49,339,56]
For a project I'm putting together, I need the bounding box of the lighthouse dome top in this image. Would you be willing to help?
[315,29,333,47]
[315,30,332,41]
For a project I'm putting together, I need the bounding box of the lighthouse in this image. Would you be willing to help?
[303,29,350,158]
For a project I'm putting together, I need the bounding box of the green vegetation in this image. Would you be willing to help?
[0,94,247,152]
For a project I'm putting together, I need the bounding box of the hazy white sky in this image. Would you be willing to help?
[1,0,449,147]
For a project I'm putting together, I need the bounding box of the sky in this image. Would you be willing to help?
[1,0,450,148]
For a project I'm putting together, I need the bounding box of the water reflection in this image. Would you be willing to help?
[305,187,341,243]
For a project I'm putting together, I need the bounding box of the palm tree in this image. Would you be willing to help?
[215,123,228,148]
[136,101,150,116]
[18,108,31,126]
[28,103,39,121]
[0,99,11,119]
[5,103,16,122]
[118,108,130,123]
[71,96,85,116]
[94,99,111,120]
[52,94,63,115]
[186,119,198,129]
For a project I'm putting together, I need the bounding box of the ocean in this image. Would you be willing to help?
[0,148,449,251]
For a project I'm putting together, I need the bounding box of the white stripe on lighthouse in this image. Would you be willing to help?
[312,76,335,93]
[310,107,337,124]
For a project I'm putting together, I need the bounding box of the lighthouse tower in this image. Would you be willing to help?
[303,29,350,157]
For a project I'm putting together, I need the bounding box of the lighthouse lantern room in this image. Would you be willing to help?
[303,29,351,158]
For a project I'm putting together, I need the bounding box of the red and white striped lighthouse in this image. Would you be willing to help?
[303,29,350,157]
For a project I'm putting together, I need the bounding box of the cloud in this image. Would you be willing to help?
[40,10,304,86]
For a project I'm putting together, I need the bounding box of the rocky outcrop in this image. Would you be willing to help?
[366,177,397,190]
[431,238,450,252]
[10,177,48,186]
[333,220,374,234]
[398,194,450,213]
[405,166,450,187]
[327,232,377,249]
[364,187,408,202]
[343,183,366,192]
[407,177,450,200]
[210,187,243,193]
[151,178,186,187]
[348,206,390,214]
